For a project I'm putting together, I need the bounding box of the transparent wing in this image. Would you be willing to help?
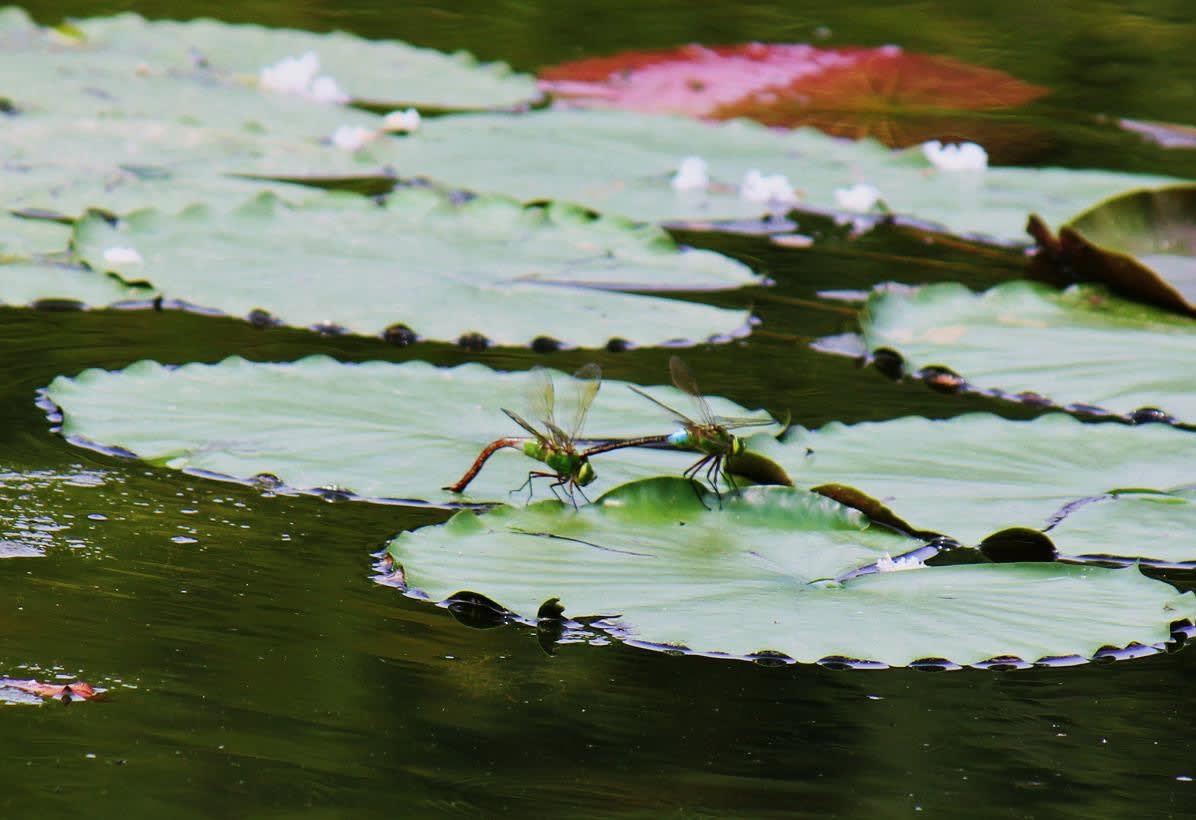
[503,409,549,445]
[627,384,694,424]
[669,355,719,428]
[527,366,556,431]
[566,363,602,440]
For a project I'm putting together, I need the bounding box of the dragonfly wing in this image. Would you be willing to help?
[669,355,719,428]
[503,408,549,445]
[527,366,556,431]
[628,384,694,424]
[566,363,602,440]
[544,421,573,452]
[716,416,781,430]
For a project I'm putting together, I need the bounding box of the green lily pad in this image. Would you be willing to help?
[384,477,1196,666]
[44,356,778,505]
[859,279,1196,422]
[0,8,387,141]
[0,8,536,113]
[747,412,1196,547]
[384,109,1179,241]
[0,214,71,258]
[1029,185,1196,316]
[1046,489,1196,568]
[70,11,539,111]
[0,116,389,217]
[0,262,147,308]
[72,188,758,347]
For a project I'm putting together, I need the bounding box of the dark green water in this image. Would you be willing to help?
[4,2,1196,817]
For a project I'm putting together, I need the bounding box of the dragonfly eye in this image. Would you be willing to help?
[730,436,745,457]
[577,460,596,486]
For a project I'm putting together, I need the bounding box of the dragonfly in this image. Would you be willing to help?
[444,364,663,506]
[628,356,782,501]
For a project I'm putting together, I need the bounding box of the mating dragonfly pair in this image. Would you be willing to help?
[444,356,782,506]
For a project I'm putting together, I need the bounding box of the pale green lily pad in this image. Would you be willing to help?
[72,188,758,347]
[71,11,539,111]
[0,6,386,140]
[1047,490,1196,567]
[860,280,1196,421]
[383,110,1180,241]
[45,356,776,505]
[0,262,147,307]
[747,412,1196,547]
[0,53,388,140]
[0,215,71,258]
[384,477,1196,666]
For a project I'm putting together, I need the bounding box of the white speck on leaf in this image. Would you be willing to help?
[921,140,988,171]
[382,108,422,133]
[103,247,143,265]
[740,169,798,203]
[671,156,709,191]
[834,182,883,212]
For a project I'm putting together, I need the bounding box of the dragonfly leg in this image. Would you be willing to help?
[513,470,557,503]
[548,478,580,509]
[701,456,726,508]
[684,455,715,510]
[573,481,592,506]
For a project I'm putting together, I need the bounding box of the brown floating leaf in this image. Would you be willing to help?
[1027,185,1196,317]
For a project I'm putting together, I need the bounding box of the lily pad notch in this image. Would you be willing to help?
[382,477,1196,669]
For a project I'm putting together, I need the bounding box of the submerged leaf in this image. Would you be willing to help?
[386,477,1195,666]
[44,357,779,505]
[388,110,1177,241]
[859,280,1196,422]
[748,412,1196,548]
[71,188,758,347]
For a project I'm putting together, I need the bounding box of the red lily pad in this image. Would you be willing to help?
[539,43,1049,158]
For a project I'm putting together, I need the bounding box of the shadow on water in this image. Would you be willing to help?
[4,0,1196,816]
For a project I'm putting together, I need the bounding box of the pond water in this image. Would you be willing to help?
[3,0,1196,816]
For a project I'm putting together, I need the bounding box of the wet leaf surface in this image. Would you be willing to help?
[858,279,1196,422]
[44,357,779,505]
[385,476,1196,666]
[70,188,758,347]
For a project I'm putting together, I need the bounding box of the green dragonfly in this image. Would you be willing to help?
[444,363,663,506]
[628,356,782,500]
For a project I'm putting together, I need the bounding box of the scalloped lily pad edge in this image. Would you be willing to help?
[812,330,1194,432]
[34,389,455,509]
[39,382,1196,567]
[372,552,1196,670]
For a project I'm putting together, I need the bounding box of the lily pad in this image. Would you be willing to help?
[72,187,758,347]
[0,7,387,141]
[0,214,71,258]
[44,356,778,505]
[747,412,1196,547]
[858,279,1196,422]
[0,262,147,308]
[384,477,1196,666]
[72,11,540,111]
[386,109,1178,241]
[0,116,388,217]
[1047,490,1196,567]
[540,44,1048,157]
[1029,185,1196,316]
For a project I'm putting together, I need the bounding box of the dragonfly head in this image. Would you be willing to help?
[729,435,745,457]
[576,459,596,487]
